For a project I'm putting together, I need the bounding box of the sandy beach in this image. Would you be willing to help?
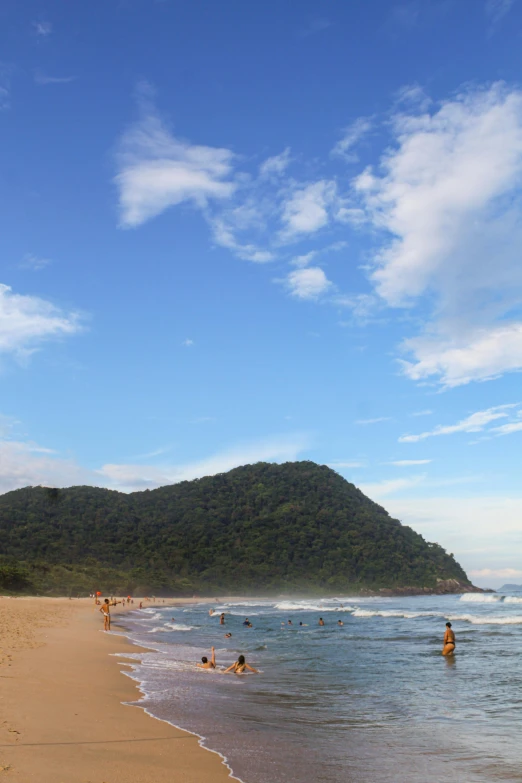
[0,596,234,783]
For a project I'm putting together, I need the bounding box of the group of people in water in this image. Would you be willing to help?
[98,601,456,661]
[201,610,457,671]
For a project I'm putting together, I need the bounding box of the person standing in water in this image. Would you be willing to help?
[220,612,225,625]
[442,622,456,655]
[224,654,258,674]
[318,617,325,626]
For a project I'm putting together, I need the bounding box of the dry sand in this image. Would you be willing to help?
[0,596,235,782]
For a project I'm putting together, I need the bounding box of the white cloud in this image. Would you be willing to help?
[470,567,522,579]
[389,459,431,466]
[332,117,372,163]
[355,416,391,425]
[490,421,522,436]
[0,440,86,494]
[280,180,338,240]
[182,338,194,347]
[401,324,522,388]
[0,283,81,359]
[98,434,310,492]
[399,404,516,443]
[115,104,236,228]
[33,20,52,36]
[412,409,433,416]
[354,83,522,386]
[359,475,425,498]
[259,148,291,178]
[385,495,522,579]
[284,267,332,300]
[19,253,51,271]
[34,71,75,85]
[211,217,274,262]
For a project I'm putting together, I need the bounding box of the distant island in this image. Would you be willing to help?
[499,584,522,591]
[0,461,479,596]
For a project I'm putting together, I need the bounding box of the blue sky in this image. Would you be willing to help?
[2,0,522,587]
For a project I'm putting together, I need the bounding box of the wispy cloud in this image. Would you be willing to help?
[19,253,51,271]
[98,433,310,492]
[182,338,194,347]
[359,475,425,498]
[328,460,366,469]
[389,459,431,466]
[0,65,11,111]
[297,17,331,38]
[412,409,433,417]
[259,148,292,178]
[0,283,82,360]
[33,20,52,37]
[331,117,373,163]
[355,417,392,425]
[470,567,522,579]
[34,71,75,85]
[485,0,517,27]
[399,404,518,443]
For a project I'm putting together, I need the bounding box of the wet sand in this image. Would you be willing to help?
[0,596,234,782]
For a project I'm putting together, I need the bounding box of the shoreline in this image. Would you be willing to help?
[0,596,236,783]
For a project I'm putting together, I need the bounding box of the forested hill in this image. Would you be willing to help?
[0,461,471,595]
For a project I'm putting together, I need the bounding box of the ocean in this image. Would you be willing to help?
[117,592,522,783]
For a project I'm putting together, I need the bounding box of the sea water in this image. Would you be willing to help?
[117,592,522,783]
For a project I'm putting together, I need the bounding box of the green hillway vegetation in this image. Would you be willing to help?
[0,461,470,596]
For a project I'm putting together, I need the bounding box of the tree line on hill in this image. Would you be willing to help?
[0,461,470,595]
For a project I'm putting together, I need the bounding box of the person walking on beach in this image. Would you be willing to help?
[100,598,111,631]
[318,617,325,626]
[224,654,258,674]
[442,622,456,655]
[197,647,216,669]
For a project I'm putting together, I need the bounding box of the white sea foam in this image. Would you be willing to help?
[148,623,195,633]
[351,609,440,619]
[459,594,502,603]
[275,601,353,612]
[447,614,522,625]
[504,596,522,604]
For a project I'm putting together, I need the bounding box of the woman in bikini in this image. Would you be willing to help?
[224,654,258,674]
[442,621,456,655]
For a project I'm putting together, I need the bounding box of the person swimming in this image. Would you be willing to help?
[224,654,258,674]
[242,618,250,626]
[197,646,216,669]
[288,619,292,625]
[337,620,344,626]
[225,632,232,638]
[442,622,456,656]
[318,617,325,626]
